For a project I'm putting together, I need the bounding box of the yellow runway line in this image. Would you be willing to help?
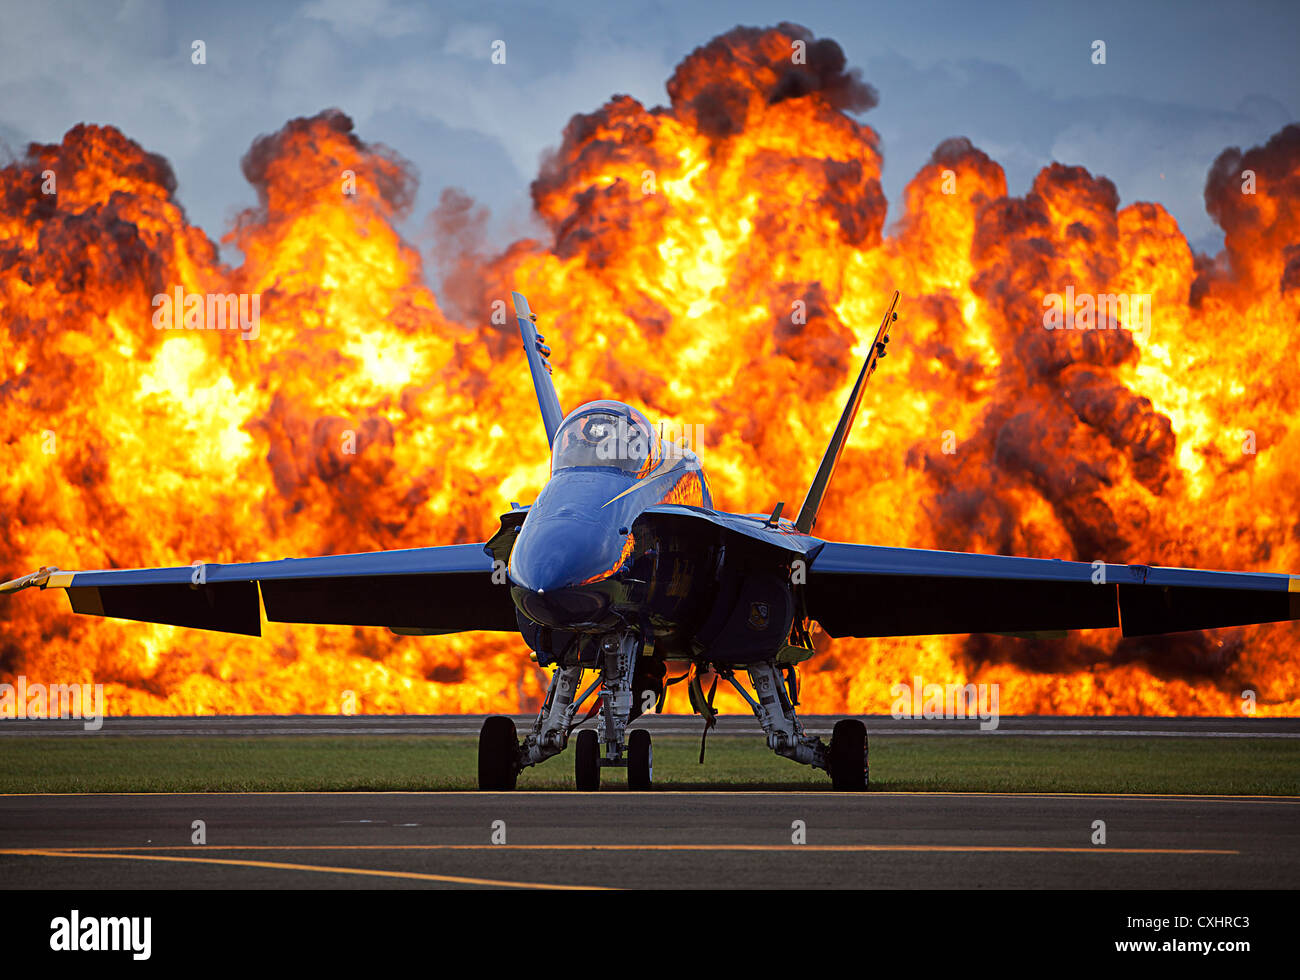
[0,848,609,889]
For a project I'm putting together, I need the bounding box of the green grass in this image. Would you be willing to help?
[4,735,1298,795]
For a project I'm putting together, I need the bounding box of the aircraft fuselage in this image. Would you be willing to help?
[508,407,711,636]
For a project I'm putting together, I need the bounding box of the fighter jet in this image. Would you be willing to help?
[5,291,1298,791]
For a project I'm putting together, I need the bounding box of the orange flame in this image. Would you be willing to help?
[2,25,1298,716]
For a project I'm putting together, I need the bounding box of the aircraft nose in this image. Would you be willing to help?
[509,517,616,593]
[513,580,612,630]
[507,516,631,630]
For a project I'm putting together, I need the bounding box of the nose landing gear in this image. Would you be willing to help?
[477,629,651,791]
[574,631,654,790]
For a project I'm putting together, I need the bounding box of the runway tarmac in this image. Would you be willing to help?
[2,791,1296,889]
[3,713,1297,737]
[5,714,1295,888]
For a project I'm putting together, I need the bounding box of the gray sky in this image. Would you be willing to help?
[2,0,1296,263]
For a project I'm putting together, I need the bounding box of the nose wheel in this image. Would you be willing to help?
[574,728,653,790]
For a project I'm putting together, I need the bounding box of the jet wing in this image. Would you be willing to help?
[0,545,517,636]
[806,542,1300,638]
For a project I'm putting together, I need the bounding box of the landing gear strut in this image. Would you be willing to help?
[721,661,868,791]
[476,630,650,791]
[597,631,639,766]
[577,630,653,791]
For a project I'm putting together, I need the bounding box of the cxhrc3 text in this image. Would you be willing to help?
[1127,916,1250,930]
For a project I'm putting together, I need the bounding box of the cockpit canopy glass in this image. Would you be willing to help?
[551,401,658,476]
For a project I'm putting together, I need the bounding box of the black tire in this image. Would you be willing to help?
[478,715,519,790]
[575,729,601,791]
[829,719,868,791]
[627,729,653,791]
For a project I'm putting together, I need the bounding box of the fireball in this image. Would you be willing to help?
[2,25,1297,716]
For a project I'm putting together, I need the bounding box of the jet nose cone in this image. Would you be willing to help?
[509,532,583,593]
[513,582,612,630]
[509,517,624,594]
[508,516,628,630]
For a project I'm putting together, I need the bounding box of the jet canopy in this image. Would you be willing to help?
[551,400,658,476]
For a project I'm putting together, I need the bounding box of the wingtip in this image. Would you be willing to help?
[0,565,64,594]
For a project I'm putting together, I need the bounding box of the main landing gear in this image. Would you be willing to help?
[478,715,520,790]
[718,661,868,791]
[477,643,864,791]
[828,718,868,791]
[477,630,654,791]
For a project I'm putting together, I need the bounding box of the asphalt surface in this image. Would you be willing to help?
[5,714,1295,889]
[4,714,1297,737]
[2,791,1296,889]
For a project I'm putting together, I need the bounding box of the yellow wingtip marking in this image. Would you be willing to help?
[1290,577,1299,593]
[45,572,74,589]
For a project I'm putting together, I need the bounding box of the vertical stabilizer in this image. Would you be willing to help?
[794,291,900,535]
[513,291,565,446]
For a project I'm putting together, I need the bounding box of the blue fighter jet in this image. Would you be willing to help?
[5,291,1298,790]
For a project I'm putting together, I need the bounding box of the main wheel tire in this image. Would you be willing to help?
[478,715,519,790]
[829,719,868,791]
[575,728,601,791]
[627,729,653,791]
